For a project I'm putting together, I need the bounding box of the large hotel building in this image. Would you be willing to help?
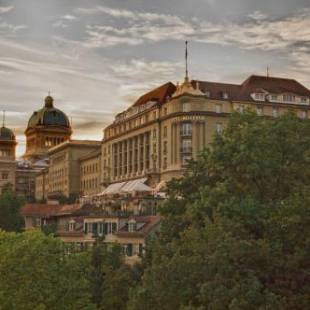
[101,74,310,189]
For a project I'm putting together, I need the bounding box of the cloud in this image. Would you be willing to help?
[0,6,14,14]
[53,14,77,28]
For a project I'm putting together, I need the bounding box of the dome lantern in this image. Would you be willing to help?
[44,95,54,108]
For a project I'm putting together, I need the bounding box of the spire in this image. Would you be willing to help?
[2,110,5,127]
[185,40,189,82]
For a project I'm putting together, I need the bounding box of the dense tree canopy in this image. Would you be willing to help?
[0,184,24,232]
[129,112,310,310]
[0,112,309,309]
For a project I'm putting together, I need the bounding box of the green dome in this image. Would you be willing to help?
[0,126,15,141]
[27,96,70,129]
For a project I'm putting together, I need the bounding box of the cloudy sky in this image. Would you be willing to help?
[0,0,309,156]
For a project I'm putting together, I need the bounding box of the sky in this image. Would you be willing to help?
[0,0,309,157]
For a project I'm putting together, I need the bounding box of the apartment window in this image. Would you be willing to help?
[222,92,229,99]
[272,107,279,117]
[2,172,8,180]
[301,110,307,119]
[128,221,137,232]
[182,102,190,112]
[301,97,308,104]
[153,129,156,139]
[255,93,265,101]
[69,220,75,232]
[163,126,167,138]
[256,106,263,116]
[216,123,223,134]
[283,94,295,102]
[215,104,222,114]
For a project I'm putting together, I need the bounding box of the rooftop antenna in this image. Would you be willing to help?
[48,90,51,96]
[2,110,5,127]
[185,40,189,82]
[267,66,270,78]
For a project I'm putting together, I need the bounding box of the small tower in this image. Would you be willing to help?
[0,111,17,193]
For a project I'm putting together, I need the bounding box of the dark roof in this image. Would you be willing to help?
[132,82,176,107]
[21,203,81,218]
[27,96,70,129]
[0,126,15,141]
[115,215,161,238]
[193,75,310,102]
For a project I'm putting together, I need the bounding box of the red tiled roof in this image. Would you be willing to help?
[132,82,176,107]
[21,203,81,218]
[193,75,310,102]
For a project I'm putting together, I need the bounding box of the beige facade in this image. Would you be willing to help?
[80,150,102,196]
[47,140,101,198]
[101,76,310,187]
[35,168,49,201]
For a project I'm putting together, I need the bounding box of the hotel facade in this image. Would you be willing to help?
[101,75,310,190]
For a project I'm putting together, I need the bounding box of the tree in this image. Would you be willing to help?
[0,183,24,232]
[0,230,95,310]
[129,112,310,309]
[89,238,136,310]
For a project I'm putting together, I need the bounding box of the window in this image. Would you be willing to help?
[163,157,167,169]
[153,111,157,119]
[239,105,245,113]
[163,141,168,155]
[222,92,229,99]
[128,220,136,232]
[255,93,265,101]
[181,139,192,153]
[283,94,295,102]
[301,110,307,119]
[2,172,8,180]
[182,155,192,166]
[163,126,167,138]
[216,123,223,134]
[301,97,308,104]
[215,104,222,114]
[163,107,167,116]
[256,106,263,116]
[182,102,190,112]
[181,123,192,136]
[153,129,156,139]
[272,107,278,117]
[69,220,75,231]
[270,95,278,101]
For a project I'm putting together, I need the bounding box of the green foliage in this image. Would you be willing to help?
[89,238,136,310]
[0,230,95,310]
[0,184,24,232]
[129,112,310,310]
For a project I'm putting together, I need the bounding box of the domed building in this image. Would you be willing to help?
[0,123,17,193]
[24,95,72,161]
